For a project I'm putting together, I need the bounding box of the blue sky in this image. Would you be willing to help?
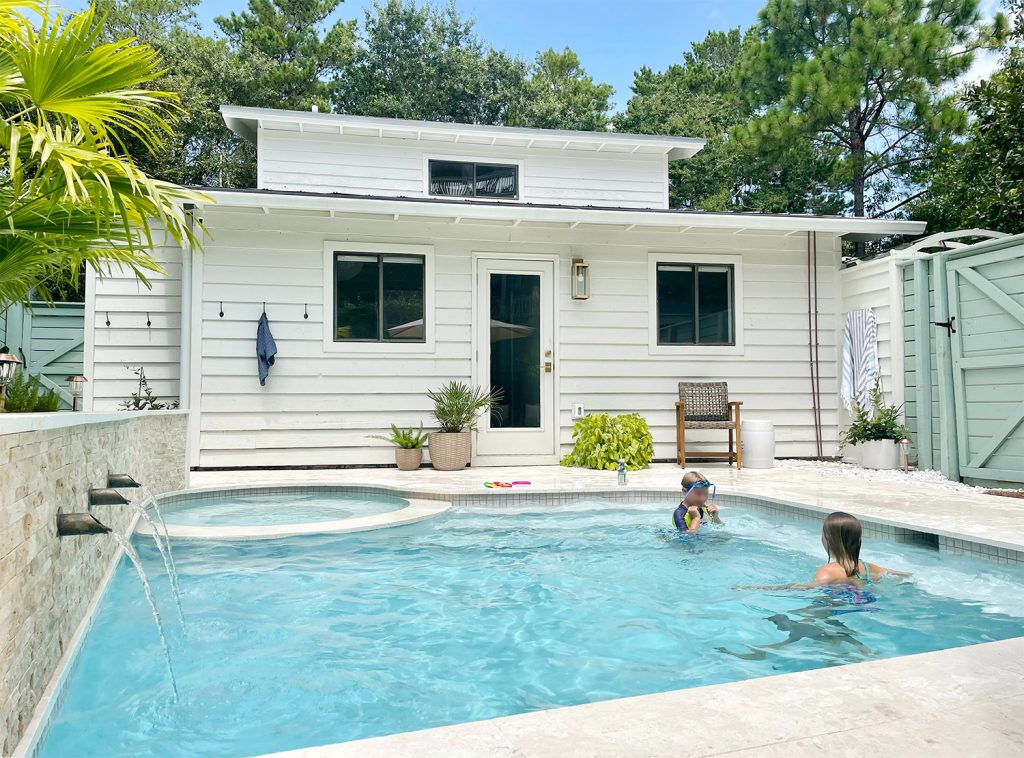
[185,0,767,109]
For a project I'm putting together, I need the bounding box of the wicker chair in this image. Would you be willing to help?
[675,382,743,468]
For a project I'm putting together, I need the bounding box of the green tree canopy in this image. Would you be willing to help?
[518,47,613,131]
[333,0,528,124]
[735,0,1006,218]
[617,29,841,212]
[910,0,1024,233]
[217,0,356,111]
[98,0,262,187]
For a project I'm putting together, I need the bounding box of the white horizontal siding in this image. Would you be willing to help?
[88,233,183,410]
[258,129,669,209]
[838,257,904,429]
[180,209,840,467]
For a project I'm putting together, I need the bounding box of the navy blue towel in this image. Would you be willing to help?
[256,312,277,386]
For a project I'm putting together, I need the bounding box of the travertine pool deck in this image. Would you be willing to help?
[188,462,1024,757]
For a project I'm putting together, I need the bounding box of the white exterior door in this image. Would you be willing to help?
[474,257,557,463]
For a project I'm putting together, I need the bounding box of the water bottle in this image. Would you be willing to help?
[617,459,627,486]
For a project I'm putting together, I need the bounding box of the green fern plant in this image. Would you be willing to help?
[1,370,62,412]
[560,413,654,471]
[368,423,429,449]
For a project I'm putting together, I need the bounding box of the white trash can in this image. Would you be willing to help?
[741,420,775,469]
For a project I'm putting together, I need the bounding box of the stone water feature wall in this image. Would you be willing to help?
[0,411,188,754]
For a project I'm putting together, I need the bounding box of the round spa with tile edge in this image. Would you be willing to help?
[136,485,450,540]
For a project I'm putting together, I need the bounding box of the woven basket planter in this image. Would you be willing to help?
[428,431,471,471]
[395,448,423,471]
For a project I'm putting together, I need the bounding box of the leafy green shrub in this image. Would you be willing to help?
[839,382,910,450]
[368,423,429,449]
[560,413,654,471]
[1,370,62,412]
[427,381,502,432]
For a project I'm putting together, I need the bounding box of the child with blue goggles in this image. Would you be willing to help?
[672,471,723,532]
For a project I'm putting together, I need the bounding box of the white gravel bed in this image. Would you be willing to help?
[773,458,1014,494]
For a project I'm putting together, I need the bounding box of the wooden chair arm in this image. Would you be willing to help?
[728,401,743,407]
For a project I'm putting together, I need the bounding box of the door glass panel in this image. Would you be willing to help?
[489,273,540,429]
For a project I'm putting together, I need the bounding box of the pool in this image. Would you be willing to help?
[157,489,408,527]
[36,501,1024,756]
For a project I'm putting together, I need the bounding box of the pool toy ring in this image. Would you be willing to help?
[484,481,532,488]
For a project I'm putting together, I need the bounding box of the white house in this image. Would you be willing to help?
[83,106,926,469]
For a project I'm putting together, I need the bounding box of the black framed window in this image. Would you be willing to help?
[333,253,425,342]
[656,263,734,345]
[428,160,518,199]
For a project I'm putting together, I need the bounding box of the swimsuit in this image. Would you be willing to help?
[672,504,708,530]
[856,563,873,585]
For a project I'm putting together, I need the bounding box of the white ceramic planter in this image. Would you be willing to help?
[842,444,861,465]
[859,439,900,470]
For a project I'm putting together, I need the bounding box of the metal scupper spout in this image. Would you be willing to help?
[56,508,112,536]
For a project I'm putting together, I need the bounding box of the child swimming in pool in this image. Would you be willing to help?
[672,471,723,532]
[737,511,909,590]
[813,511,909,585]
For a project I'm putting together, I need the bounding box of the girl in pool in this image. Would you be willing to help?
[738,511,909,590]
[813,511,909,585]
[672,471,723,532]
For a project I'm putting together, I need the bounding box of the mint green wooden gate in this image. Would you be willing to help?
[902,234,1024,487]
[1,302,85,409]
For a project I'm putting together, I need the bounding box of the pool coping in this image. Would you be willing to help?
[136,491,450,540]
[14,482,1024,757]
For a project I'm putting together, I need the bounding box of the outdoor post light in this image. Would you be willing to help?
[67,375,87,412]
[0,346,24,412]
[571,258,590,300]
[899,437,912,473]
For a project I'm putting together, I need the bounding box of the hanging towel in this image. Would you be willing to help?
[256,312,277,386]
[841,308,879,411]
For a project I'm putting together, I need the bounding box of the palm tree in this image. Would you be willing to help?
[0,2,205,307]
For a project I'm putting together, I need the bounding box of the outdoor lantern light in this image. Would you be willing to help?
[0,346,24,412]
[899,437,912,473]
[66,375,87,412]
[571,258,590,300]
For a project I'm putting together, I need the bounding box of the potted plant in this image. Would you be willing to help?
[838,383,910,470]
[426,381,502,471]
[369,424,429,470]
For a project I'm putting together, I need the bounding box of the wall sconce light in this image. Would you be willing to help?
[67,375,88,412]
[0,346,24,412]
[571,258,590,300]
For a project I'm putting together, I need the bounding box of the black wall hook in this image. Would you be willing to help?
[105,312,110,327]
[219,301,224,318]
[146,312,152,328]
[303,303,309,320]
[262,302,267,315]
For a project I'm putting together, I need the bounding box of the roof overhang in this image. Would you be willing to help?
[192,187,927,241]
[220,105,706,161]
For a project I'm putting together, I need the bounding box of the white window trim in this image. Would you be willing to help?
[647,252,745,357]
[321,241,435,354]
[422,154,526,203]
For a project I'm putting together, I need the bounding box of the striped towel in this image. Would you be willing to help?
[841,309,879,411]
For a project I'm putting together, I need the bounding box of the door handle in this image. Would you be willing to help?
[542,361,552,373]
[933,316,956,335]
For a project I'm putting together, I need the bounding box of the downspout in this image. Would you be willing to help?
[180,205,195,466]
[807,231,823,459]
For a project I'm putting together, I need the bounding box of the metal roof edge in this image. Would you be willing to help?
[192,186,927,238]
[219,105,706,158]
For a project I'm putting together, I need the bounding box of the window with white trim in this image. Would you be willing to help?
[655,262,735,345]
[333,253,425,342]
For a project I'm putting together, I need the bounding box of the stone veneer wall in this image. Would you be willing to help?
[0,412,188,754]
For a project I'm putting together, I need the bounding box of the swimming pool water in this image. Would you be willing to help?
[158,491,406,526]
[38,503,1024,756]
